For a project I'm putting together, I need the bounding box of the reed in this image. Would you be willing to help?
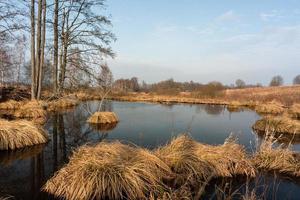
[13,100,47,123]
[289,103,300,119]
[0,119,48,150]
[43,142,173,200]
[47,98,78,112]
[87,112,119,124]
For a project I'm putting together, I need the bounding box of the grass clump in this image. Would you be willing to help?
[87,112,119,124]
[0,119,48,150]
[43,141,172,200]
[195,136,256,178]
[155,135,215,187]
[253,136,300,177]
[47,98,78,112]
[13,100,47,123]
[255,101,284,115]
[253,116,300,135]
[289,103,300,119]
[0,100,22,110]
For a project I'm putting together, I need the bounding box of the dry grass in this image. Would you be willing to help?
[43,141,173,200]
[155,135,215,187]
[195,136,256,178]
[0,119,48,150]
[253,116,300,135]
[253,135,300,177]
[47,98,78,112]
[87,112,119,124]
[13,100,47,123]
[289,103,300,119]
[0,100,22,110]
[255,101,284,115]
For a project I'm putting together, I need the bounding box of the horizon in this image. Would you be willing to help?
[106,0,300,85]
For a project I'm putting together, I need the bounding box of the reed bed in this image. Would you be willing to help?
[87,112,119,124]
[13,100,47,123]
[89,122,118,131]
[253,136,300,177]
[0,119,48,150]
[253,116,300,135]
[0,100,22,110]
[255,101,284,115]
[47,98,78,112]
[43,142,173,200]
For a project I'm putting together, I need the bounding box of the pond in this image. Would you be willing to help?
[0,101,300,199]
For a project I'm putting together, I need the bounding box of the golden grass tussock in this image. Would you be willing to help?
[89,122,118,131]
[253,116,300,135]
[87,112,119,124]
[254,101,284,115]
[0,100,22,110]
[43,141,173,200]
[195,136,256,178]
[155,135,215,186]
[0,119,48,150]
[253,136,300,177]
[289,103,300,119]
[13,100,47,123]
[47,98,78,112]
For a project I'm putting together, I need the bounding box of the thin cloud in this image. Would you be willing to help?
[216,10,240,22]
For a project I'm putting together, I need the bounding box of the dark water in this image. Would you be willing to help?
[0,101,300,199]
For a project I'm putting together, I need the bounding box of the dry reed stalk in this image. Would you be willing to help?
[43,142,173,200]
[89,122,118,131]
[0,100,22,110]
[253,135,300,177]
[87,112,119,124]
[0,119,48,150]
[253,116,300,135]
[255,101,284,115]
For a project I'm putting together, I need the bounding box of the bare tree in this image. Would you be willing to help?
[235,79,246,88]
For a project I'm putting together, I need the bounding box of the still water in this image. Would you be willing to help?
[0,101,300,199]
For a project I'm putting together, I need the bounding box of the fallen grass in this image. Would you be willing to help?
[0,119,48,150]
[0,100,22,110]
[43,142,173,200]
[253,116,300,135]
[255,101,284,115]
[87,112,119,124]
[253,135,300,177]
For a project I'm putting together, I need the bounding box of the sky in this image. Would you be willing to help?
[105,0,300,85]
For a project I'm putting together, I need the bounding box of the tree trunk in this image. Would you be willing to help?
[53,0,58,95]
[37,0,46,100]
[35,0,42,99]
[30,0,36,99]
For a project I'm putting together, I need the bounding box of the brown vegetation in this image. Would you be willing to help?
[87,112,119,124]
[0,100,22,110]
[0,119,48,150]
[253,116,300,135]
[253,136,300,177]
[289,103,300,119]
[47,98,78,112]
[13,100,47,123]
[254,101,284,115]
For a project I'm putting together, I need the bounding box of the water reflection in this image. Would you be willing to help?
[1,101,300,199]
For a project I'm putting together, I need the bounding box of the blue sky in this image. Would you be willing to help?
[106,0,300,85]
